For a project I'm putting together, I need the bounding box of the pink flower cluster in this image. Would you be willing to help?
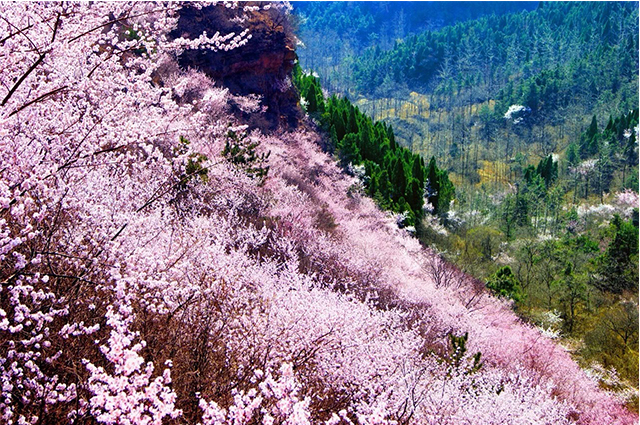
[198,363,312,425]
[83,306,180,425]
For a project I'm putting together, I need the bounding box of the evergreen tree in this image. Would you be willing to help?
[566,142,580,166]
[514,193,530,227]
[486,266,522,302]
[391,157,408,202]
[426,156,455,216]
[347,105,359,135]
[304,81,319,113]
[337,133,362,167]
[559,263,585,334]
[426,157,441,213]
[623,131,638,189]
[411,156,425,186]
[597,215,639,293]
[536,155,558,188]
[378,169,392,200]
[406,178,424,216]
[596,143,614,200]
[580,115,600,159]
[333,108,346,141]
[359,120,372,158]
[387,126,397,151]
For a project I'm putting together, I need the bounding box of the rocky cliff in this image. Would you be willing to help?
[171,3,301,129]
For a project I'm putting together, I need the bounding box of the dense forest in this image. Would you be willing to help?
[293,1,537,93]
[293,1,639,410]
[294,65,454,226]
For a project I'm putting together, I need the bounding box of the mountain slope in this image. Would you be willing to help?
[0,2,636,425]
[293,2,639,398]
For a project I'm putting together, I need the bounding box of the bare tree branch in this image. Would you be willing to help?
[1,53,46,106]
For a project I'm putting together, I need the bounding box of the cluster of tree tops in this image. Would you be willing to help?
[421,113,639,392]
[348,2,637,114]
[483,200,639,385]
[293,65,453,226]
[422,110,638,301]
[568,109,639,193]
[497,109,638,240]
[484,208,638,338]
[292,1,536,53]
[292,2,536,95]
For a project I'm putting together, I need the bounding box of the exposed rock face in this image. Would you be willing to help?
[171,3,301,129]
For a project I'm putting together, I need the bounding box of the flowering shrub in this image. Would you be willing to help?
[198,363,312,425]
[84,305,180,425]
[615,189,639,219]
[503,104,531,124]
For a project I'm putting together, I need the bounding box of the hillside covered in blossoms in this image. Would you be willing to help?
[0,2,637,425]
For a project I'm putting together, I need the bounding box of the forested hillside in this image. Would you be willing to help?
[293,0,640,412]
[293,1,537,93]
[0,2,637,425]
[298,2,638,180]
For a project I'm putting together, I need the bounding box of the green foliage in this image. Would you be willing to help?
[303,2,638,205]
[580,115,600,159]
[175,136,209,189]
[337,133,361,167]
[348,2,638,110]
[122,26,150,56]
[558,263,586,334]
[293,65,325,116]
[486,266,522,302]
[447,332,483,377]
[566,143,580,167]
[463,226,503,263]
[581,300,639,387]
[426,156,455,216]
[535,155,558,188]
[597,215,639,294]
[501,192,531,237]
[293,64,448,224]
[222,130,270,185]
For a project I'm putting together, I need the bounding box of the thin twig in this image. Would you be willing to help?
[87,45,152,79]
[50,12,61,43]
[136,182,171,213]
[110,223,128,241]
[0,15,39,52]
[0,23,33,44]
[93,144,127,155]
[68,7,172,43]
[57,103,117,174]
[9,85,68,116]
[1,53,46,106]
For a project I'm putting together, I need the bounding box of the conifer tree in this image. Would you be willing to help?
[536,155,557,188]
[486,266,522,302]
[391,158,408,202]
[337,133,362,167]
[305,81,319,113]
[567,142,580,166]
[580,115,600,158]
[426,156,455,216]
[412,156,425,186]
[598,215,639,293]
